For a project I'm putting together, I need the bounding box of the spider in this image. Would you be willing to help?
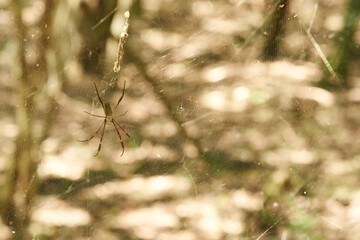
[78,81,130,156]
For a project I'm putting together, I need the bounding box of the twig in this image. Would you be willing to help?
[256,218,282,240]
[307,2,318,33]
[180,155,198,196]
[305,4,340,85]
[91,6,119,31]
[113,11,130,72]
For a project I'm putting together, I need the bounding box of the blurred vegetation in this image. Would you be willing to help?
[262,0,289,61]
[319,0,360,89]
[0,0,360,239]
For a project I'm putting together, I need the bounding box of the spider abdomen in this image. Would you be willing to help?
[104,102,113,116]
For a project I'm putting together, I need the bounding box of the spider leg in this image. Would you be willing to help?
[114,80,126,112]
[112,121,125,156]
[113,119,130,138]
[84,111,106,118]
[94,82,106,115]
[77,120,105,142]
[113,111,128,118]
[94,119,107,157]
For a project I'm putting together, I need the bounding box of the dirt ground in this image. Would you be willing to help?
[1,0,360,239]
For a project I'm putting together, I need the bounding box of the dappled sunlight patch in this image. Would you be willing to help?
[114,205,179,239]
[199,86,250,112]
[174,34,228,60]
[232,189,263,211]
[183,143,199,159]
[176,199,224,239]
[324,14,343,32]
[38,146,94,180]
[193,1,262,33]
[290,86,335,107]
[203,18,243,35]
[267,61,321,82]
[175,35,211,60]
[1,0,359,239]
[22,1,45,26]
[347,87,360,102]
[0,139,14,158]
[110,11,129,46]
[174,196,245,238]
[240,62,267,81]
[0,121,18,138]
[222,218,244,236]
[322,199,348,235]
[287,149,315,164]
[158,231,196,240]
[276,125,307,149]
[126,97,166,123]
[192,1,216,17]
[346,191,360,236]
[251,108,274,123]
[141,30,182,51]
[200,90,225,110]
[215,130,241,151]
[195,214,223,239]
[175,198,217,218]
[0,155,9,176]
[0,219,10,239]
[262,148,316,167]
[0,10,13,37]
[314,108,339,127]
[322,190,360,238]
[284,33,309,56]
[248,89,271,104]
[141,120,178,138]
[31,196,91,227]
[40,137,60,153]
[94,193,246,239]
[323,156,360,176]
[183,122,202,139]
[323,160,351,176]
[286,196,319,235]
[64,60,84,85]
[233,86,250,101]
[201,65,230,83]
[141,0,162,12]
[240,61,321,85]
[354,30,360,45]
[0,119,17,167]
[163,63,187,80]
[114,141,178,164]
[242,128,273,150]
[89,175,191,201]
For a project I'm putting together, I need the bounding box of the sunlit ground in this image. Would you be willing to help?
[1,0,360,239]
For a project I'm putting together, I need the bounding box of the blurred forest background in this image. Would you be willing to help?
[1,0,360,239]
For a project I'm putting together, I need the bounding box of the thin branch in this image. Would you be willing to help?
[91,6,119,31]
[304,3,340,86]
[305,30,340,85]
[307,2,318,33]
[113,11,130,72]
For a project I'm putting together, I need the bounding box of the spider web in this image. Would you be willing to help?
[2,0,359,239]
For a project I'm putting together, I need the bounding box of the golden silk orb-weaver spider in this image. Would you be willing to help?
[78,81,130,156]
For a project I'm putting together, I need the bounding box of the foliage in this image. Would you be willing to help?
[0,0,360,239]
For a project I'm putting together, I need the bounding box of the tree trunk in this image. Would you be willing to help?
[262,0,289,61]
[78,0,117,75]
[1,1,56,238]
